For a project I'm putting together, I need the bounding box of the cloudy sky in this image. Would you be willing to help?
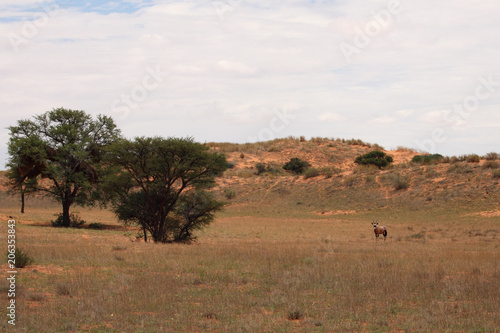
[1,0,499,168]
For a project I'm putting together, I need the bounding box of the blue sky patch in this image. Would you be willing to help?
[0,0,154,22]
[56,0,154,15]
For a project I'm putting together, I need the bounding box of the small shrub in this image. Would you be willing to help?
[304,168,320,179]
[283,158,311,174]
[255,163,283,176]
[353,164,379,174]
[224,188,236,200]
[56,283,72,296]
[391,173,410,190]
[225,162,235,169]
[493,170,500,179]
[287,309,304,320]
[484,152,498,161]
[409,232,426,239]
[299,136,306,142]
[466,154,480,163]
[240,153,245,159]
[88,222,104,230]
[51,213,85,228]
[396,146,416,153]
[10,248,33,268]
[483,161,500,169]
[448,162,473,174]
[320,166,341,178]
[203,312,218,320]
[255,163,267,175]
[425,167,439,178]
[344,175,358,187]
[371,143,385,150]
[354,150,393,169]
[365,174,376,182]
[266,165,284,175]
[112,245,127,251]
[411,154,443,165]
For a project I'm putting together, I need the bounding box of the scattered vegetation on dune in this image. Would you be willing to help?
[207,136,383,155]
[0,134,499,332]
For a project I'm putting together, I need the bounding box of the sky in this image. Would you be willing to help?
[1,0,499,168]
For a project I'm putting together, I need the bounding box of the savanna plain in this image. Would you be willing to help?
[1,138,499,332]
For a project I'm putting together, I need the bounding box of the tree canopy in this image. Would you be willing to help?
[104,136,227,243]
[354,150,394,169]
[7,108,121,226]
[282,157,311,174]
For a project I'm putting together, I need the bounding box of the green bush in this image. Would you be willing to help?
[9,248,33,268]
[354,151,393,169]
[283,158,311,174]
[51,213,85,228]
[493,170,500,179]
[255,163,267,175]
[411,154,443,165]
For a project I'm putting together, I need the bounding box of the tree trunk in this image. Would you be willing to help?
[20,191,25,214]
[62,199,71,227]
[143,225,148,242]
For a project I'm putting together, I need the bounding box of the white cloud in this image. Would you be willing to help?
[396,109,414,117]
[1,0,500,168]
[318,112,347,122]
[216,60,258,76]
[370,115,396,124]
[418,110,449,124]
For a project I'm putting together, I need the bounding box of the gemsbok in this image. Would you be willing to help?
[372,220,387,241]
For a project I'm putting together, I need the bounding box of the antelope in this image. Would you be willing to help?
[372,220,388,241]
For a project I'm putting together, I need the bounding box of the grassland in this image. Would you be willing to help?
[1,138,499,332]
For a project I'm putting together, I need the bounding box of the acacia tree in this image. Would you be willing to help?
[6,135,43,213]
[354,150,394,169]
[105,137,227,243]
[7,108,120,226]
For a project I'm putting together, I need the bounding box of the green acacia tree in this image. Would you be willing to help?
[354,150,394,169]
[104,137,227,243]
[7,108,121,226]
[283,158,311,174]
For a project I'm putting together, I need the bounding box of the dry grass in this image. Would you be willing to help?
[1,141,499,332]
[1,204,499,332]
